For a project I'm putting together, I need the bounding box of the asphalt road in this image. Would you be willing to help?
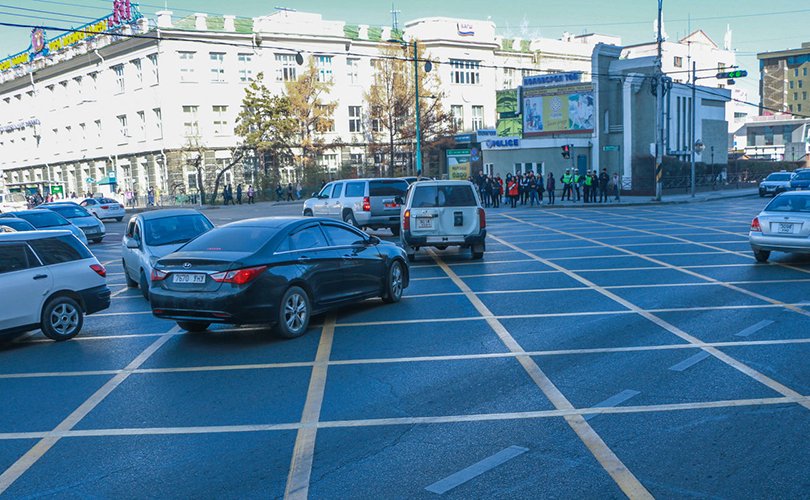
[1,197,809,499]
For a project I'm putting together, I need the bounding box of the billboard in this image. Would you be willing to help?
[522,83,594,137]
[446,149,471,180]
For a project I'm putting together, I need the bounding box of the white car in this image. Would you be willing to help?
[0,230,110,341]
[80,197,126,222]
[122,209,214,299]
[399,180,487,261]
[749,191,810,262]
[0,192,28,213]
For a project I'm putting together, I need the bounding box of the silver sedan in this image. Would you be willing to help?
[749,192,810,262]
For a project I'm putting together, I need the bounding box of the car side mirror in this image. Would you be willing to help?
[367,235,381,246]
[125,237,139,249]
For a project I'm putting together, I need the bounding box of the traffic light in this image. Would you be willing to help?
[561,144,571,159]
[716,69,747,79]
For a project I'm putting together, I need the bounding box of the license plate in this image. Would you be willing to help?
[84,228,98,234]
[172,273,206,284]
[778,223,794,234]
[417,217,433,229]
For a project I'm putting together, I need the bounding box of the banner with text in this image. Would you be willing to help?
[522,83,594,137]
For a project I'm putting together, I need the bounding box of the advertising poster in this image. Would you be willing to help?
[446,149,471,180]
[522,84,594,137]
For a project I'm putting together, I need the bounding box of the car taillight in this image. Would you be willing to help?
[90,264,106,277]
[210,265,267,285]
[362,196,371,212]
[403,209,411,231]
[151,269,168,281]
[750,217,762,232]
[100,205,109,210]
[478,208,486,230]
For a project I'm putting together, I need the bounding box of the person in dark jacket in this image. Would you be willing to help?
[236,184,243,205]
[546,172,556,205]
[598,168,610,203]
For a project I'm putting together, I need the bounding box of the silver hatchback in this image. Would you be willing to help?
[749,192,810,262]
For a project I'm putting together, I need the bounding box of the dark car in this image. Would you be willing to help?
[150,217,409,337]
[758,172,794,197]
[789,170,810,191]
[0,217,36,232]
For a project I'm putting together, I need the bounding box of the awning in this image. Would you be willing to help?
[96,176,117,185]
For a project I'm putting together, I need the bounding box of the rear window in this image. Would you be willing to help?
[182,226,277,253]
[29,235,92,265]
[410,185,477,208]
[765,195,810,213]
[14,211,69,228]
[766,173,791,181]
[45,205,91,219]
[369,180,408,197]
[143,214,213,246]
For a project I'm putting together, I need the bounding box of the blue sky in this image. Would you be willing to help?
[1,0,808,102]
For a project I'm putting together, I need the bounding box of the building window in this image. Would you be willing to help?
[89,72,98,94]
[783,126,792,144]
[804,91,808,100]
[451,105,464,130]
[210,52,225,82]
[502,68,514,89]
[471,105,484,131]
[795,68,800,77]
[795,92,799,101]
[73,76,83,101]
[800,80,804,89]
[350,153,363,165]
[673,56,683,68]
[451,59,480,85]
[764,126,774,145]
[79,123,86,144]
[316,105,335,132]
[117,114,129,140]
[182,106,200,137]
[237,53,253,82]
[318,154,338,169]
[65,126,72,151]
[348,106,362,133]
[112,64,125,93]
[347,58,360,84]
[147,54,159,85]
[132,59,142,87]
[799,103,803,112]
[179,51,196,82]
[275,54,298,82]
[790,81,795,89]
[153,108,162,138]
[804,68,808,77]
[94,120,102,142]
[316,55,333,82]
[212,105,229,135]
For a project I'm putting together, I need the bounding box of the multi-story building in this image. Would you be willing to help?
[0,4,735,198]
[731,115,810,161]
[758,42,810,117]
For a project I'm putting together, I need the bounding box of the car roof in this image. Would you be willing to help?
[223,217,321,229]
[0,229,73,242]
[411,180,475,187]
[40,201,80,206]
[137,208,205,221]
[2,209,59,216]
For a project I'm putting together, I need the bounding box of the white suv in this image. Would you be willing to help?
[303,178,409,235]
[400,180,487,261]
[0,230,111,341]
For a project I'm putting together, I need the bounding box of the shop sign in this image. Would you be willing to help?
[476,129,497,137]
[484,137,521,149]
[454,134,474,144]
[523,72,582,88]
[0,118,39,133]
[457,22,474,37]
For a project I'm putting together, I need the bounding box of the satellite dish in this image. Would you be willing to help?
[295,52,304,65]
[424,60,433,73]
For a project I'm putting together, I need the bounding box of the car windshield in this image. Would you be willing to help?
[765,195,810,213]
[45,205,91,219]
[182,226,278,253]
[369,180,409,197]
[793,172,810,181]
[411,185,478,208]
[15,211,69,228]
[143,214,214,246]
[766,173,791,181]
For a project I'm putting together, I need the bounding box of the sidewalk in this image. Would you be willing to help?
[494,187,759,209]
[124,199,303,215]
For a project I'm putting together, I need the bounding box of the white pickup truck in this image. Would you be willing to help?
[0,192,28,213]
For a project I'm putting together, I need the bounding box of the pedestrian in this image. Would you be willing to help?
[528,174,538,207]
[546,172,556,205]
[296,182,302,200]
[286,183,294,201]
[236,184,243,205]
[583,170,592,203]
[599,168,609,203]
[507,176,519,208]
[520,173,530,205]
[222,185,229,205]
[247,185,255,204]
[561,169,571,201]
[612,173,621,202]
[572,171,581,202]
[493,175,502,208]
[537,173,545,205]
[147,186,155,206]
[275,183,284,202]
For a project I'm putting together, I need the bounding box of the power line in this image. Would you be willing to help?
[32,0,110,13]
[0,10,94,26]
[0,3,98,23]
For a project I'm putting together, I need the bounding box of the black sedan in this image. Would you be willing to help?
[150,217,409,337]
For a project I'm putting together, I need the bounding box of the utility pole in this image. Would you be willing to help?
[654,0,664,201]
[691,60,696,197]
[413,39,422,176]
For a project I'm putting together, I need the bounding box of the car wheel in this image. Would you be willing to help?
[124,260,138,288]
[115,217,123,222]
[177,321,210,333]
[382,260,405,304]
[343,211,358,227]
[303,209,313,217]
[753,249,770,263]
[276,286,311,339]
[41,296,83,341]
[139,270,149,300]
[93,238,103,244]
[390,225,401,236]
[471,243,485,260]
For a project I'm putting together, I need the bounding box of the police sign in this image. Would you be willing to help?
[483,137,520,150]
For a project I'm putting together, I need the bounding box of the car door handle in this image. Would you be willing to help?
[33,274,48,280]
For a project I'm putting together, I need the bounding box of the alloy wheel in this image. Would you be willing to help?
[284,292,308,333]
[50,303,79,336]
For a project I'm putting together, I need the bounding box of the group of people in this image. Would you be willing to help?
[473,168,621,208]
[274,182,302,202]
[221,184,256,205]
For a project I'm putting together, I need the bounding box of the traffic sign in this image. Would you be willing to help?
[602,145,620,152]
[107,171,116,179]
